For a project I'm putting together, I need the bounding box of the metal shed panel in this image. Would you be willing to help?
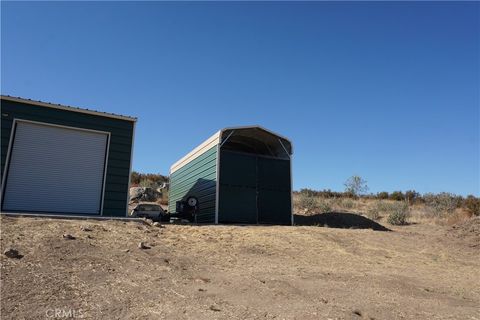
[218,150,292,225]
[170,131,221,174]
[169,146,217,223]
[218,150,257,223]
[256,156,292,224]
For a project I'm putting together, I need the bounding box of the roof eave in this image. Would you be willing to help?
[1,95,137,122]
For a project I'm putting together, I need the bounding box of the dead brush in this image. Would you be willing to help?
[294,194,331,214]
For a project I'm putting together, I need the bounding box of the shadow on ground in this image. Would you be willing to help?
[294,212,391,231]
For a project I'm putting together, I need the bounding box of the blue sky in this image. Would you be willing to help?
[1,2,479,196]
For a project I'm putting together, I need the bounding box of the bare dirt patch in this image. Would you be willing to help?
[1,215,479,319]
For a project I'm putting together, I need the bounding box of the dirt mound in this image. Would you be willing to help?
[294,212,391,231]
[448,216,480,248]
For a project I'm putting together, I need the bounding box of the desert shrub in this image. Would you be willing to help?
[297,194,317,212]
[423,192,462,216]
[376,192,389,200]
[298,188,317,197]
[370,200,408,224]
[319,189,347,198]
[296,194,332,214]
[464,195,480,216]
[386,202,409,225]
[362,193,377,200]
[340,198,355,209]
[138,179,157,189]
[297,188,347,199]
[131,171,168,189]
[374,200,394,213]
[405,190,420,203]
[366,207,380,221]
[389,191,405,201]
[316,199,332,213]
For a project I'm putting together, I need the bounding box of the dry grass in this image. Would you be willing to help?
[293,194,474,226]
[1,215,479,319]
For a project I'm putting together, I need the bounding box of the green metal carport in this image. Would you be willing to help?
[169,126,293,225]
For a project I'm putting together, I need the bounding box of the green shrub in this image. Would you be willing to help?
[370,200,408,224]
[405,190,420,203]
[389,191,405,201]
[386,202,409,225]
[377,192,389,200]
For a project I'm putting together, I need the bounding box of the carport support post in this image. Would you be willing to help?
[290,154,294,226]
[278,138,294,226]
[125,120,136,217]
[215,144,220,224]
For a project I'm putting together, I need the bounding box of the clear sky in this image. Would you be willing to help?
[1,2,479,196]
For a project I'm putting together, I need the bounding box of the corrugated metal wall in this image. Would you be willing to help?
[218,150,292,225]
[0,99,134,216]
[218,150,257,223]
[168,146,217,223]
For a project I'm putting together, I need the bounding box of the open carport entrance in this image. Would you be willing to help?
[217,127,292,225]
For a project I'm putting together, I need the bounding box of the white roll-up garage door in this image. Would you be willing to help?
[2,120,109,214]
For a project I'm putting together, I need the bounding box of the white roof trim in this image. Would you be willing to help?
[170,130,221,174]
[169,125,293,174]
[1,95,137,122]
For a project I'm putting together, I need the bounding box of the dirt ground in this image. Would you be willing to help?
[1,215,479,320]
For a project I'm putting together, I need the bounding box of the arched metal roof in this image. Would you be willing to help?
[170,125,292,173]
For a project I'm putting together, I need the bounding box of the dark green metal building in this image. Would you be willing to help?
[1,96,136,217]
[169,126,293,225]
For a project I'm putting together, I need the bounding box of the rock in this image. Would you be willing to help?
[352,310,362,317]
[129,187,145,202]
[80,226,93,232]
[153,222,163,228]
[138,242,150,249]
[63,234,76,240]
[209,305,221,312]
[4,248,23,259]
[129,187,162,202]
